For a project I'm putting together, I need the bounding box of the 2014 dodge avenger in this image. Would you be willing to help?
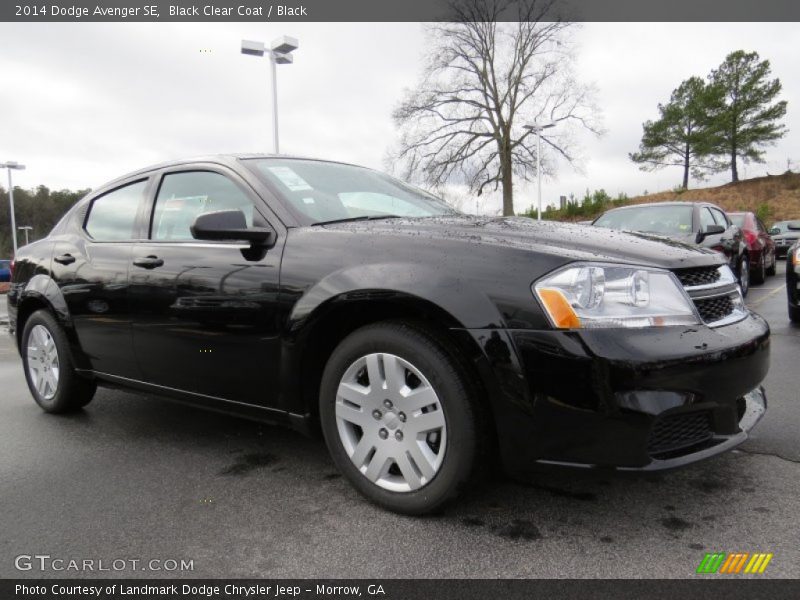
[8,155,770,514]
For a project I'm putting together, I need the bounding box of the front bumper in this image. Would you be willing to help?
[776,242,797,258]
[787,253,799,307]
[466,312,770,475]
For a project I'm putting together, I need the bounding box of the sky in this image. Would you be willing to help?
[0,21,798,215]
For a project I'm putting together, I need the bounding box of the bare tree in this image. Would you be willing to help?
[391,0,601,216]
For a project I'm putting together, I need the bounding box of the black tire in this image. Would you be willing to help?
[738,255,750,297]
[766,252,776,276]
[319,321,485,515]
[751,253,766,285]
[790,304,800,324]
[21,309,96,413]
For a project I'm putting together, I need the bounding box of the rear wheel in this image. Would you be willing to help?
[752,253,766,285]
[21,310,96,413]
[738,255,750,297]
[319,321,484,514]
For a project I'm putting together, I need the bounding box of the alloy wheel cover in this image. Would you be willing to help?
[26,324,60,400]
[334,352,447,492]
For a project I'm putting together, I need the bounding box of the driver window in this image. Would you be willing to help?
[699,208,716,231]
[710,208,729,227]
[152,171,255,241]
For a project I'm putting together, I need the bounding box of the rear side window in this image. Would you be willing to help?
[85,180,147,241]
[151,171,255,241]
[728,214,745,228]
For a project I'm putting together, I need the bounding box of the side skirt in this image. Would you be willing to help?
[80,369,313,436]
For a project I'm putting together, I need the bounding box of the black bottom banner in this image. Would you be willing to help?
[2,579,799,600]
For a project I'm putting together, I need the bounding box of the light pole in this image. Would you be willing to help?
[524,123,556,221]
[18,226,33,245]
[1,161,25,255]
[241,36,299,154]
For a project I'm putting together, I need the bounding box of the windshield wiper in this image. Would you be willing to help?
[311,215,403,226]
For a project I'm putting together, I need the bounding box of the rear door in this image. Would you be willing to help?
[50,178,151,378]
[756,217,775,265]
[128,165,285,406]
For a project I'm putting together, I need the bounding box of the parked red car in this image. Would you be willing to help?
[728,212,776,284]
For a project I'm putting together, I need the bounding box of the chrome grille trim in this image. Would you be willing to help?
[674,265,747,327]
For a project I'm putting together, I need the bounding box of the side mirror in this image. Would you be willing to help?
[697,223,725,243]
[190,209,274,245]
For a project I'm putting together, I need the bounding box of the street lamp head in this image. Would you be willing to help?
[241,39,266,57]
[270,36,298,55]
[1,161,26,170]
[273,52,293,65]
[524,122,557,132]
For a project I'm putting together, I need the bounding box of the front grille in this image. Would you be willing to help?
[694,295,735,323]
[648,411,714,458]
[674,266,721,288]
[672,264,743,326]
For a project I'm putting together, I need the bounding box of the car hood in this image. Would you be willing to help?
[321,216,725,270]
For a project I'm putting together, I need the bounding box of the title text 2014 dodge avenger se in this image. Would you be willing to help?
[8,156,770,514]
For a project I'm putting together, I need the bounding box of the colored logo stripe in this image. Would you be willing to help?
[697,552,773,574]
[720,553,749,573]
[744,553,774,574]
[697,553,726,573]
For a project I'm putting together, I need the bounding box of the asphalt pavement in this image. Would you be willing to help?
[0,264,798,579]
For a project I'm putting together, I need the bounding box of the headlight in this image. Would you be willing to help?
[794,247,800,269]
[533,263,699,329]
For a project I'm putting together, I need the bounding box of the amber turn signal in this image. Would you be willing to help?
[537,288,581,329]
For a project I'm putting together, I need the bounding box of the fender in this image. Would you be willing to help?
[12,274,90,369]
[278,262,529,422]
[286,262,507,332]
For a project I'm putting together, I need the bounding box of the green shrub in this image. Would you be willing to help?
[755,202,771,223]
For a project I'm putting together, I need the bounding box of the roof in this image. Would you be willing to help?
[97,153,364,192]
[605,200,719,211]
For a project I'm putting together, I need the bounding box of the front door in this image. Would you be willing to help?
[698,206,737,271]
[129,167,284,406]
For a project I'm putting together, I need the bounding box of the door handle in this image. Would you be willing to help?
[133,255,164,269]
[54,253,76,265]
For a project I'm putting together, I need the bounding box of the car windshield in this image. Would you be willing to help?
[594,205,694,236]
[244,158,458,225]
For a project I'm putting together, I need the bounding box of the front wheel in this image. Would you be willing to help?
[21,309,96,413]
[790,304,800,324]
[738,255,750,297]
[319,322,484,514]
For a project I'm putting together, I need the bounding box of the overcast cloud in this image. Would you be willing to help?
[0,21,798,214]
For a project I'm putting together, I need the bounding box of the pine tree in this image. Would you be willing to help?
[629,76,719,189]
[706,50,788,182]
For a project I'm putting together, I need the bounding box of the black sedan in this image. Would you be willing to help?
[593,202,751,296]
[786,226,800,323]
[8,156,769,514]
